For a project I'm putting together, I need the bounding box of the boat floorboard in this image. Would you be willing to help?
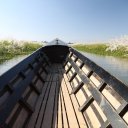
[27,64,87,128]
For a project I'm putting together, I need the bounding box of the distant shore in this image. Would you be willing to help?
[0,40,42,63]
[72,44,128,58]
[1,40,128,64]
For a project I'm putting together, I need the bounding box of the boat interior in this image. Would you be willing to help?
[0,42,128,128]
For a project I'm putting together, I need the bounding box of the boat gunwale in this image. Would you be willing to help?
[0,47,43,91]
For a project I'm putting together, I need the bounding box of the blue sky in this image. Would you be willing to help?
[0,0,128,42]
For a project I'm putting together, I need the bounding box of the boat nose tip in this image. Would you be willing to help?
[56,38,59,45]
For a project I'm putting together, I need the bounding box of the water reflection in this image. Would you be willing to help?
[0,55,28,76]
[81,52,128,86]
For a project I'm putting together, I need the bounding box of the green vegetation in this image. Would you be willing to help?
[72,44,128,58]
[0,40,43,63]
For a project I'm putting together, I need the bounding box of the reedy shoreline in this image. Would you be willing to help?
[0,40,43,63]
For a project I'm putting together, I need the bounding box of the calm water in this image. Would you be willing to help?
[81,52,128,86]
[0,55,28,76]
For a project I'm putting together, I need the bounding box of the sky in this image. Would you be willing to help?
[0,0,128,43]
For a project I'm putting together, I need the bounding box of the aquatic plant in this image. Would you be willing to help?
[106,35,128,52]
[73,35,128,58]
[0,39,43,63]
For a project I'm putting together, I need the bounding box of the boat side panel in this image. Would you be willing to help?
[64,48,128,128]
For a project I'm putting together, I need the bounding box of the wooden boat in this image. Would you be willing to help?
[0,39,128,128]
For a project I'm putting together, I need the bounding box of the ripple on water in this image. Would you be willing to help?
[81,52,128,86]
[0,55,28,76]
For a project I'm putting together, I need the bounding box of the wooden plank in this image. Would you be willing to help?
[57,87,63,128]
[63,73,88,128]
[57,65,69,128]
[13,108,29,128]
[61,75,79,128]
[26,82,48,128]
[75,88,87,107]
[19,98,34,113]
[66,65,72,74]
[71,82,84,94]
[52,81,60,128]
[69,72,77,82]
[102,89,121,110]
[93,101,107,122]
[30,83,41,95]
[26,91,38,108]
[85,104,101,128]
[69,58,128,127]
[27,74,52,128]
[41,81,57,128]
[5,103,19,123]
[0,61,43,126]
[79,96,94,112]
[60,84,69,128]
[34,80,52,128]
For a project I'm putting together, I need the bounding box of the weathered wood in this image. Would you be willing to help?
[41,81,56,127]
[12,108,29,128]
[0,44,128,128]
[30,83,41,95]
[70,48,128,103]
[79,96,94,112]
[19,98,34,113]
[61,75,79,128]
[26,75,52,128]
[71,82,84,94]
[68,54,128,128]
[28,64,87,128]
[0,60,43,126]
[34,80,52,128]
[57,88,63,128]
[60,86,69,128]
[63,73,88,128]
[52,80,60,128]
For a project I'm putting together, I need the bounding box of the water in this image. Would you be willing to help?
[81,52,128,86]
[0,55,28,76]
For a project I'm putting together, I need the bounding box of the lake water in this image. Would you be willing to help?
[81,52,128,86]
[0,55,28,76]
[0,53,128,86]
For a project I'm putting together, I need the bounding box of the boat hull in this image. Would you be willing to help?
[0,44,128,128]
